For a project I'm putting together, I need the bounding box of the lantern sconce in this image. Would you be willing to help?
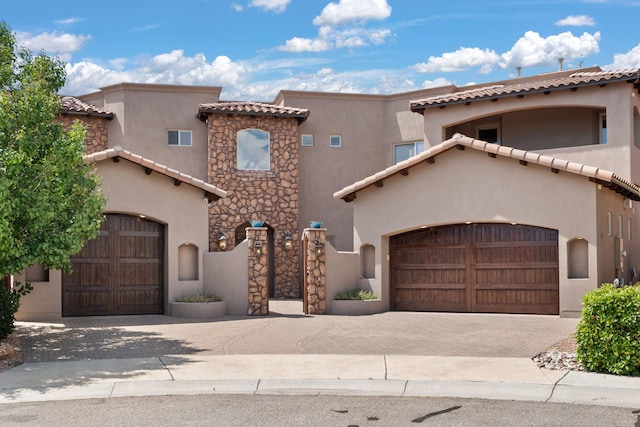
[218,233,227,251]
[254,241,263,257]
[314,239,324,256]
[283,234,293,251]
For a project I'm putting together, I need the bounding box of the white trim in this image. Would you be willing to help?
[167,129,192,146]
[301,134,314,147]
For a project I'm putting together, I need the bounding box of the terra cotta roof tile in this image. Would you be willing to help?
[85,146,227,202]
[334,133,640,202]
[60,96,114,119]
[410,69,640,111]
[197,101,309,124]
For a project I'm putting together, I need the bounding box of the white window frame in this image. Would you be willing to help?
[599,112,607,144]
[607,211,612,236]
[330,134,342,147]
[393,141,425,164]
[167,129,192,146]
[301,134,314,147]
[476,123,501,145]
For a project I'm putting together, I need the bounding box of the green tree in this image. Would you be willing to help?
[0,22,105,336]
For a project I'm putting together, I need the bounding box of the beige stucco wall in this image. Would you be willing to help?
[277,90,432,251]
[325,244,361,312]
[422,83,635,180]
[98,160,211,309]
[349,147,609,317]
[203,242,249,315]
[16,158,211,319]
[81,83,221,182]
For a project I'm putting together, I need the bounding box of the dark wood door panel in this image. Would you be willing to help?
[391,223,559,314]
[63,214,164,316]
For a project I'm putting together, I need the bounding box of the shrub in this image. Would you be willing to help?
[0,281,32,340]
[575,283,640,376]
[334,289,378,300]
[175,292,221,303]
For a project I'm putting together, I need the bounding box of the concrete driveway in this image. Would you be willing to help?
[18,300,578,363]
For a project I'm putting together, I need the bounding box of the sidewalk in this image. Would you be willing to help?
[1,302,638,408]
[1,354,639,408]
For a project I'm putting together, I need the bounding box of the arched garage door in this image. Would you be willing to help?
[390,223,558,315]
[63,214,164,316]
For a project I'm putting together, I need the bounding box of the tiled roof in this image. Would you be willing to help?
[334,133,640,202]
[197,101,309,124]
[85,147,227,202]
[60,96,114,119]
[410,69,640,111]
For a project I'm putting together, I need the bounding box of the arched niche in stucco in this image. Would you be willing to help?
[567,238,589,279]
[178,243,198,281]
[360,244,375,279]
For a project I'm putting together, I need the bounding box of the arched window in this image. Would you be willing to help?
[567,238,588,279]
[360,244,375,279]
[178,243,198,281]
[237,129,270,170]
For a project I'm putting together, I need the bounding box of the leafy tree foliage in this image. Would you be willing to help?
[0,21,105,279]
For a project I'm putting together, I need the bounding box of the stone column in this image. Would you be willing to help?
[304,228,326,315]
[247,227,269,315]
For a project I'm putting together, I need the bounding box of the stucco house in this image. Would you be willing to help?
[15,67,640,319]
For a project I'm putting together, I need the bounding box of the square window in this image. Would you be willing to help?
[168,129,192,146]
[330,135,342,147]
[301,134,314,146]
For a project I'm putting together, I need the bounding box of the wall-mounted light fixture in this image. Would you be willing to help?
[254,241,263,257]
[283,235,293,251]
[218,233,227,251]
[314,239,324,256]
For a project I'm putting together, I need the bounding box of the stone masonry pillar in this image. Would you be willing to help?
[304,228,326,315]
[247,227,269,315]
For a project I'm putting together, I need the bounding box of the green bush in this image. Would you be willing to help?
[334,289,378,300]
[175,291,221,303]
[575,283,640,376]
[0,281,32,340]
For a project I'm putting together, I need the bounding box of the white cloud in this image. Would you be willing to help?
[232,3,244,12]
[555,15,595,27]
[250,0,291,13]
[606,43,640,69]
[421,77,452,89]
[277,26,392,53]
[15,31,91,62]
[313,0,391,26]
[63,51,247,95]
[499,31,600,69]
[278,37,333,52]
[55,18,84,25]
[413,47,499,73]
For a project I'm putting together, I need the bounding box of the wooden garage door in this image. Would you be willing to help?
[391,223,559,315]
[63,214,164,316]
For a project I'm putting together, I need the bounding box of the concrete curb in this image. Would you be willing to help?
[0,355,639,408]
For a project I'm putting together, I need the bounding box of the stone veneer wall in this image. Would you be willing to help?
[303,228,326,315]
[206,114,300,298]
[58,115,109,155]
[247,227,269,315]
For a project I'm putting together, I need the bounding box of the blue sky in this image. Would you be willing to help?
[3,0,640,100]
